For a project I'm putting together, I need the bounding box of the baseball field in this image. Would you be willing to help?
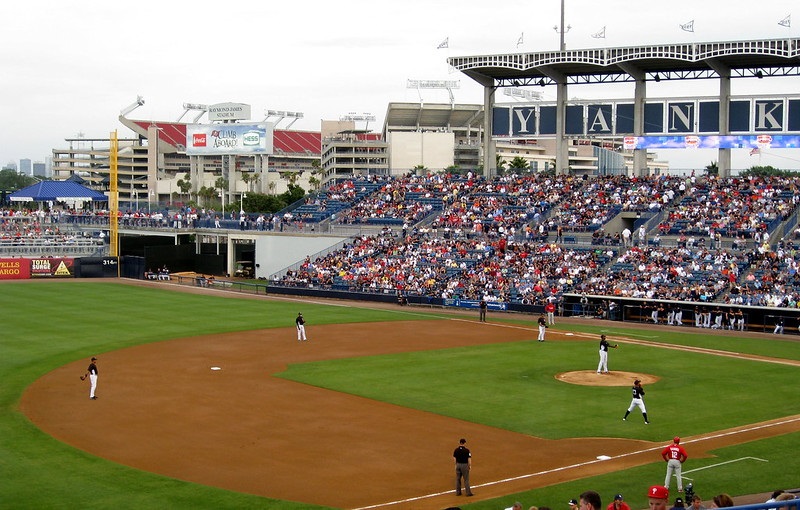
[2,279,800,510]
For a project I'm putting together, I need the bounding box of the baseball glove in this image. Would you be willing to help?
[80,375,85,381]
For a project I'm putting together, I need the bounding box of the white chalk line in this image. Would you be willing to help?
[680,456,769,481]
[350,416,800,510]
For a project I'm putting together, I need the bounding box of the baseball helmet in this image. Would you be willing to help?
[674,436,681,443]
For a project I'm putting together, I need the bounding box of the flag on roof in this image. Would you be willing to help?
[516,32,524,48]
[750,147,760,156]
[591,26,606,39]
[778,14,791,28]
[680,20,694,32]
[437,37,449,49]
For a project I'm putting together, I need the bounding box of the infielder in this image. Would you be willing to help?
[597,334,618,374]
[662,436,688,492]
[295,312,307,341]
[537,314,547,341]
[81,356,99,400]
[622,379,649,424]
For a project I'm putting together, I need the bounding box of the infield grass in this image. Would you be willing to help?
[2,280,798,509]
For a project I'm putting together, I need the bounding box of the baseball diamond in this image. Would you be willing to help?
[15,280,800,510]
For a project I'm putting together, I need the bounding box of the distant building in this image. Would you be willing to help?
[19,159,32,176]
[32,162,47,178]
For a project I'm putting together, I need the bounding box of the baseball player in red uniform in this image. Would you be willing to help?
[662,436,688,492]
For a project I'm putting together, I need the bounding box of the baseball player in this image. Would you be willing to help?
[545,300,556,325]
[295,312,307,341]
[662,436,688,492]
[537,314,547,341]
[81,356,99,400]
[622,379,649,424]
[597,334,618,374]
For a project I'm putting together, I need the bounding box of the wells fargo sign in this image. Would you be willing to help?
[0,258,74,279]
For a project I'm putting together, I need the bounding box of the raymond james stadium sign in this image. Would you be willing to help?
[208,102,251,122]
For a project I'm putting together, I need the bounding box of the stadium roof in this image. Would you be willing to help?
[448,38,800,87]
[119,118,321,155]
[10,181,108,202]
[383,102,483,132]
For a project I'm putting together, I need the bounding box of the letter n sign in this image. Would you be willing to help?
[667,102,694,133]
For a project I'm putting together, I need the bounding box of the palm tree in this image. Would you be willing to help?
[496,155,507,175]
[508,156,530,173]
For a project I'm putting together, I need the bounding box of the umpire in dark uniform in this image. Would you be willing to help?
[453,438,473,496]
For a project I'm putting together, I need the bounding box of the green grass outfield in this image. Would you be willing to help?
[1,281,798,509]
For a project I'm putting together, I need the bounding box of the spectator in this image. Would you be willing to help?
[711,494,734,508]
[670,498,685,510]
[648,485,670,510]
[607,494,631,510]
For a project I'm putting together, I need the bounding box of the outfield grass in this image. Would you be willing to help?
[1,281,798,509]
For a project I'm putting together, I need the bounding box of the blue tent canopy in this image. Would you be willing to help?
[9,181,108,203]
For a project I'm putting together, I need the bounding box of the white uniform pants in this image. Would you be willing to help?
[665,459,683,490]
[297,325,307,341]
[538,325,546,341]
[89,374,98,399]
[597,350,608,373]
[628,398,646,414]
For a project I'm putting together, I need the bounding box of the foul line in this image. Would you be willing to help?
[351,416,800,510]
[681,456,768,480]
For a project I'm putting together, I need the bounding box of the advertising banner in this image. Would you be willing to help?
[186,123,274,155]
[30,258,75,278]
[0,258,31,279]
[443,298,507,311]
[623,134,800,150]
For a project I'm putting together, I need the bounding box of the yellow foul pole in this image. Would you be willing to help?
[109,131,119,266]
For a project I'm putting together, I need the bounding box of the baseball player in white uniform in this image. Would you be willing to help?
[597,334,618,374]
[296,312,307,341]
[622,379,649,424]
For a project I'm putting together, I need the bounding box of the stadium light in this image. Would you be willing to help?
[264,110,304,128]
[503,88,543,101]
[339,113,376,130]
[120,96,145,117]
[407,79,461,106]
[177,103,209,123]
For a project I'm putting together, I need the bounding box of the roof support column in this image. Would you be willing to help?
[619,63,647,177]
[556,80,570,175]
[709,59,732,177]
[476,76,497,178]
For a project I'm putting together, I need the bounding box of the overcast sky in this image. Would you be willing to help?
[1,0,798,172]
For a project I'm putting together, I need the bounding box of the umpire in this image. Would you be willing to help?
[453,438,473,497]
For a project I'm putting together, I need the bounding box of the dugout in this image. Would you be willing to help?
[562,293,800,335]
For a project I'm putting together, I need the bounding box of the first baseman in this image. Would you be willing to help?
[597,334,618,374]
[622,379,649,424]
[662,436,688,492]
[81,356,99,400]
[296,312,307,341]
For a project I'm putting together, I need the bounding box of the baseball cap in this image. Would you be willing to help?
[615,494,624,500]
[676,498,684,505]
[569,499,578,506]
[91,357,97,361]
[674,436,681,443]
[648,486,669,499]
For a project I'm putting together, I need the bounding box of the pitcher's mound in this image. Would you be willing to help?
[556,371,660,386]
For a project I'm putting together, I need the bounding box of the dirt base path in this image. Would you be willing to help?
[17,282,800,509]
